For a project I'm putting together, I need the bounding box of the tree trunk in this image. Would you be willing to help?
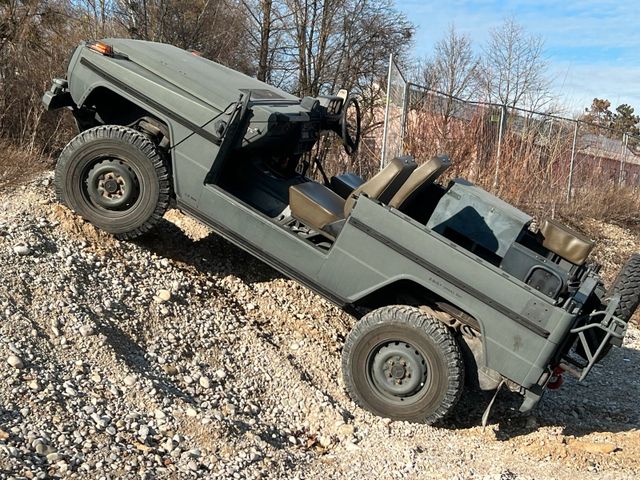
[257,0,272,82]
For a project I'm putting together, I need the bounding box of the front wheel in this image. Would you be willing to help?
[342,305,464,424]
[55,125,171,239]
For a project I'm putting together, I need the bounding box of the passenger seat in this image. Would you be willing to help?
[289,156,417,238]
[389,155,451,210]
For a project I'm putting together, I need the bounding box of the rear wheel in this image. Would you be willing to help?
[342,305,464,424]
[55,125,171,239]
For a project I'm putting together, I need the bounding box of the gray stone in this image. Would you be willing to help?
[13,244,31,256]
[79,325,95,337]
[155,290,171,303]
[46,452,62,462]
[7,354,24,369]
[27,380,42,392]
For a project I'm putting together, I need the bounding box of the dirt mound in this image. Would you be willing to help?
[48,203,118,251]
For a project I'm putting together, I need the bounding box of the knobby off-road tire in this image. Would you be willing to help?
[55,125,171,240]
[610,253,640,323]
[342,305,464,424]
[590,254,640,360]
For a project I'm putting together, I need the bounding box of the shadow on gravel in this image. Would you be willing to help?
[134,218,282,284]
[125,215,640,443]
[446,344,640,441]
[94,305,196,404]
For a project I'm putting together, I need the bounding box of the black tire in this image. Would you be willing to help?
[342,305,464,424]
[610,253,640,322]
[55,125,171,240]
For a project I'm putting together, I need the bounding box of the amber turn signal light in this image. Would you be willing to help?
[88,41,114,57]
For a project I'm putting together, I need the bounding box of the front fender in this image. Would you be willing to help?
[42,79,74,111]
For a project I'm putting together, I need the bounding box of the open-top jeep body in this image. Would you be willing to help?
[44,39,640,424]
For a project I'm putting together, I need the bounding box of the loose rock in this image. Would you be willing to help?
[79,324,95,337]
[155,289,172,303]
[7,354,24,369]
[12,244,31,255]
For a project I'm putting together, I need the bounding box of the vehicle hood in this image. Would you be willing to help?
[104,38,299,110]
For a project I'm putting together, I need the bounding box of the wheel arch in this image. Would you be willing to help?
[76,85,173,145]
[349,277,483,333]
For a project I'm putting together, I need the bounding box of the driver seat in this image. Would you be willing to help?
[289,156,417,237]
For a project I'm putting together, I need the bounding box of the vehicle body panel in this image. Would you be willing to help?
[190,182,574,389]
[43,39,629,414]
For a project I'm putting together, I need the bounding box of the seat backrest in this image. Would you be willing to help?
[540,219,594,265]
[344,156,416,216]
[388,155,451,209]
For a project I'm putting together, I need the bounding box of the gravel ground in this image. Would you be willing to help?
[1,172,639,480]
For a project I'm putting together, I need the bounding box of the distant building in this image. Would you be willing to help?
[575,133,640,187]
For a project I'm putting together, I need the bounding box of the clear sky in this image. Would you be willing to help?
[395,0,640,114]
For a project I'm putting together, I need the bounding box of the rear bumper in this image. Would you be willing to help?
[560,295,627,380]
[42,78,74,111]
[519,296,627,413]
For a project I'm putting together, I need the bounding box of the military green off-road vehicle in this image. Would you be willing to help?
[44,39,640,424]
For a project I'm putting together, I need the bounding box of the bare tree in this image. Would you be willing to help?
[430,25,478,136]
[0,1,90,151]
[432,25,478,101]
[480,17,551,110]
[75,0,118,36]
[255,0,273,81]
[115,0,254,72]
[259,0,412,97]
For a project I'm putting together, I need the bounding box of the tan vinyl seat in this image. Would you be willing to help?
[388,155,451,209]
[288,181,345,232]
[540,219,594,265]
[343,156,417,216]
[289,156,417,235]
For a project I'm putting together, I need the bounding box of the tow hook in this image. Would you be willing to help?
[547,366,564,390]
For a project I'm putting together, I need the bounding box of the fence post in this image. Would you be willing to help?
[381,53,393,171]
[400,82,410,155]
[493,104,506,188]
[567,121,578,203]
[619,132,628,186]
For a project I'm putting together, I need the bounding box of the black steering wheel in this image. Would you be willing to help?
[340,95,361,155]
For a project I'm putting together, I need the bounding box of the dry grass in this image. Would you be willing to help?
[399,103,640,228]
[0,140,50,192]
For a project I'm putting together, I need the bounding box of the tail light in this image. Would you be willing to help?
[547,366,564,390]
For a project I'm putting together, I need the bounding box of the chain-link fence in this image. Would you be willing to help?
[383,73,640,219]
